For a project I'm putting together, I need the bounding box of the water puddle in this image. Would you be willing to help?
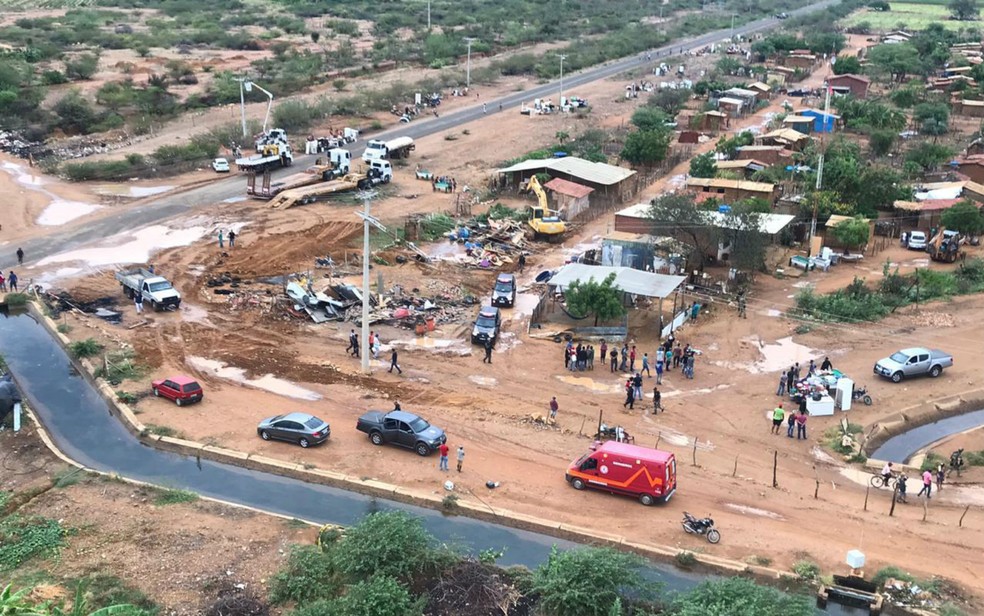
[392,337,472,356]
[468,375,498,387]
[94,184,174,198]
[792,281,813,289]
[1,160,103,225]
[662,383,732,398]
[555,374,624,394]
[766,309,782,317]
[811,446,838,464]
[724,503,784,520]
[180,303,211,324]
[427,241,467,260]
[37,199,101,226]
[35,266,85,288]
[222,196,247,204]
[185,356,321,401]
[38,224,209,267]
[750,336,818,374]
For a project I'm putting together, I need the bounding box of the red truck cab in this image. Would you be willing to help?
[152,375,204,406]
[566,441,676,506]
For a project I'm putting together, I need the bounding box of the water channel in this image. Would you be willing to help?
[869,409,984,464]
[0,310,859,613]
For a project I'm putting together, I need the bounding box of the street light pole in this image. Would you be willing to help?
[464,38,477,89]
[559,54,567,106]
[358,191,376,375]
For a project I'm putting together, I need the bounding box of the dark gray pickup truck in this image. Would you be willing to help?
[356,410,446,456]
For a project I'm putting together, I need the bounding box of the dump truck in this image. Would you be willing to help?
[236,141,294,172]
[524,175,566,242]
[361,137,415,163]
[115,268,182,311]
[927,228,963,263]
[247,149,351,199]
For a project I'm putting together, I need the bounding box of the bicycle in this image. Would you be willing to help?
[869,473,898,490]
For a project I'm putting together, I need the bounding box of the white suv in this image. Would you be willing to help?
[907,231,927,250]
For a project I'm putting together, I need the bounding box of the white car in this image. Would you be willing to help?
[907,231,927,250]
[211,158,230,173]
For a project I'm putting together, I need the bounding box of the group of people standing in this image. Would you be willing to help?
[564,341,595,371]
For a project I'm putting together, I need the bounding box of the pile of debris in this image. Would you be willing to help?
[880,577,952,611]
[437,219,530,269]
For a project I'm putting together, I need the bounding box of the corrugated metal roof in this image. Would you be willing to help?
[782,115,814,123]
[545,177,594,198]
[547,263,685,299]
[759,128,809,142]
[748,81,771,91]
[718,97,745,106]
[687,177,776,193]
[614,203,794,234]
[723,88,759,98]
[825,214,869,227]
[496,156,635,186]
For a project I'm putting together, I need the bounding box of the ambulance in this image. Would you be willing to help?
[566,441,676,505]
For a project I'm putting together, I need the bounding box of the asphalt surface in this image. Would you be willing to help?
[4,0,839,273]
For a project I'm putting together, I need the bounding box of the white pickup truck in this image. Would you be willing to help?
[873,347,953,383]
[115,268,181,311]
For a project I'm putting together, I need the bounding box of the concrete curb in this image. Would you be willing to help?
[26,302,800,583]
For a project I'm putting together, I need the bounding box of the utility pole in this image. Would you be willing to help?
[427,0,431,31]
[356,191,378,375]
[559,54,568,106]
[237,76,248,138]
[731,13,736,37]
[807,83,833,260]
[464,37,477,89]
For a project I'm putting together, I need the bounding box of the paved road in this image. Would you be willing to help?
[4,0,838,272]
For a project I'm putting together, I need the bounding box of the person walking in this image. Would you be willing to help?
[917,469,933,498]
[936,463,946,491]
[483,102,487,113]
[610,350,618,373]
[690,302,700,322]
[518,253,526,273]
[793,362,801,381]
[652,386,663,413]
[483,338,493,364]
[218,229,224,249]
[600,340,607,366]
[15,248,23,265]
[655,356,664,384]
[629,346,637,372]
[564,341,572,369]
[795,410,808,440]
[0,272,7,292]
[389,348,402,374]
[438,442,450,471]
[456,446,465,472]
[372,335,381,359]
[673,343,682,369]
[896,474,908,503]
[7,271,17,292]
[619,345,628,372]
[587,345,594,370]
[786,411,796,438]
[228,230,237,247]
[623,380,635,410]
[777,371,787,396]
[134,289,144,314]
[549,396,559,420]
[346,329,357,356]
[771,404,785,435]
[641,353,651,377]
[820,356,833,372]
[633,373,643,400]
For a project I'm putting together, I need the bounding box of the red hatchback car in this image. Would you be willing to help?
[152,375,204,406]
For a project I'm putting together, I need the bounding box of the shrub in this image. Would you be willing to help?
[327,576,424,616]
[332,511,451,583]
[0,515,67,571]
[69,338,103,358]
[670,577,814,616]
[64,53,100,80]
[3,293,28,307]
[56,323,72,334]
[41,70,68,85]
[97,348,146,384]
[532,546,658,616]
[144,424,181,438]
[269,544,339,604]
[153,488,199,505]
[793,560,821,581]
[675,551,698,568]
[872,566,915,588]
[116,391,138,405]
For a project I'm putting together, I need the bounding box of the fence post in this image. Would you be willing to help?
[692,436,698,466]
[864,486,869,511]
[959,505,970,527]
[732,455,738,478]
[772,450,778,488]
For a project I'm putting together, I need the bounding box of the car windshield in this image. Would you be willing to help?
[494,282,512,293]
[304,417,323,429]
[910,233,925,240]
[148,281,173,292]
[889,352,909,363]
[409,417,430,433]
[476,315,496,328]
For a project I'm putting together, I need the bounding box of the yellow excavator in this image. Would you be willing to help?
[927,227,963,263]
[524,175,566,242]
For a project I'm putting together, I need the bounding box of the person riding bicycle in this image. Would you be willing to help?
[881,461,894,485]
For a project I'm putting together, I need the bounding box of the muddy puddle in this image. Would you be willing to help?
[94,184,174,198]
[392,337,472,356]
[555,374,624,394]
[186,356,322,400]
[468,375,498,388]
[39,224,210,267]
[712,336,818,374]
[1,160,102,226]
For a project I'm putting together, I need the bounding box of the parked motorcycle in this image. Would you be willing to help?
[682,512,720,544]
[852,386,873,406]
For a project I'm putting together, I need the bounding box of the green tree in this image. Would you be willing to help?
[832,216,871,250]
[832,55,861,75]
[905,142,952,171]
[327,576,424,616]
[620,128,671,167]
[564,273,626,326]
[914,101,949,125]
[532,547,658,616]
[869,129,896,157]
[670,577,813,616]
[53,90,99,135]
[856,166,910,214]
[866,44,922,83]
[941,200,984,235]
[721,205,767,273]
[647,88,691,115]
[630,106,671,132]
[949,0,979,21]
[648,192,718,267]
[269,545,338,605]
[332,511,449,583]
[64,53,100,81]
[689,152,716,178]
[555,131,570,144]
[715,131,754,159]
[802,191,854,223]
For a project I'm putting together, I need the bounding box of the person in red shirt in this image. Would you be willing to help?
[438,443,450,471]
[795,411,808,440]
